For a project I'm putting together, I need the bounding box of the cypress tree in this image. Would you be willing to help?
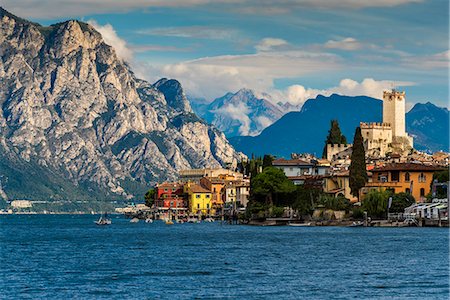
[349,126,368,199]
[322,120,347,159]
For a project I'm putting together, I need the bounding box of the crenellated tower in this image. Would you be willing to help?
[383,89,406,137]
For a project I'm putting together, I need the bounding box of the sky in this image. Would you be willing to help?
[3,0,449,109]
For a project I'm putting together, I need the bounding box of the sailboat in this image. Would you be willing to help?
[95,212,112,225]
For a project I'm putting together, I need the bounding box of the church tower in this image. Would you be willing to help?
[383,89,406,137]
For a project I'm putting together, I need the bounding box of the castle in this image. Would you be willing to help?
[361,89,413,157]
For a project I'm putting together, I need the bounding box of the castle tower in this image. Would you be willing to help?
[383,89,406,137]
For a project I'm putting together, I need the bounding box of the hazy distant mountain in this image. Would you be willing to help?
[0,8,242,201]
[230,94,449,157]
[191,89,285,137]
[406,102,449,153]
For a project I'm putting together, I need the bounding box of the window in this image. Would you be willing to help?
[206,195,210,198]
[164,188,168,192]
[405,172,410,182]
[418,173,426,183]
[197,203,200,209]
[206,204,210,209]
[170,201,173,207]
[405,188,410,194]
[420,188,425,197]
[391,171,399,182]
[196,194,200,199]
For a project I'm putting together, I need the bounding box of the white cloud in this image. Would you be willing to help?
[158,51,341,100]
[136,26,237,40]
[324,37,363,51]
[272,78,416,108]
[2,0,423,19]
[213,102,254,136]
[87,20,133,61]
[402,50,450,69]
[255,38,289,52]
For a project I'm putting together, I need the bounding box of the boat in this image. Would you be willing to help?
[165,219,174,225]
[288,222,312,227]
[349,221,364,227]
[130,217,140,223]
[95,213,111,225]
[145,218,153,223]
[204,217,215,223]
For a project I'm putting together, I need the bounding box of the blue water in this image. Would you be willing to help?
[0,215,448,299]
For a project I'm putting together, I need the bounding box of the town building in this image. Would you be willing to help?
[361,163,444,202]
[184,182,213,215]
[200,177,225,208]
[361,89,414,157]
[154,182,187,215]
[235,181,250,208]
[326,144,353,162]
[323,170,358,202]
[179,168,243,183]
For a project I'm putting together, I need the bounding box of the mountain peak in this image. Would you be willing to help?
[153,78,192,113]
[0,9,241,200]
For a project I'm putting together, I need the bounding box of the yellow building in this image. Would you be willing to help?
[362,163,444,202]
[323,171,358,202]
[184,182,213,215]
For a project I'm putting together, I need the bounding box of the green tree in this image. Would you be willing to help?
[349,127,367,199]
[362,189,390,218]
[250,167,296,214]
[390,192,415,213]
[144,188,156,207]
[431,170,449,199]
[322,120,347,159]
[262,154,274,169]
[291,185,315,216]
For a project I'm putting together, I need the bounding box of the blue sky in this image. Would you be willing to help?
[3,0,449,108]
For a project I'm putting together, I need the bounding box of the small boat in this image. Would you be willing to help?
[165,219,174,225]
[289,222,312,227]
[349,221,364,227]
[204,218,215,223]
[95,213,111,225]
[130,217,140,223]
[145,218,153,223]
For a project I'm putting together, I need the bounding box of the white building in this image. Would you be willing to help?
[361,89,414,157]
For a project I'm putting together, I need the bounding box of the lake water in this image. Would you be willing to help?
[1,215,448,299]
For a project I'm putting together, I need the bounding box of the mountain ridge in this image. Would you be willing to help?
[0,8,243,201]
[229,94,448,157]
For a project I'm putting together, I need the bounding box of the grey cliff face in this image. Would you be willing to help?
[0,9,244,200]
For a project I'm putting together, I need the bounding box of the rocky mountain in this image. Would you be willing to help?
[191,88,285,137]
[406,102,449,153]
[0,8,243,201]
[230,94,449,157]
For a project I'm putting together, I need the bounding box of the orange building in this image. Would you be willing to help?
[200,177,225,207]
[362,163,444,202]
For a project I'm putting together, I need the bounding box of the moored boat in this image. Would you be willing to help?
[349,221,364,227]
[288,222,312,227]
[95,213,112,225]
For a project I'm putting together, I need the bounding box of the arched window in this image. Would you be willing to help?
[420,188,425,197]
[405,188,410,194]
[405,172,410,182]
[418,173,426,183]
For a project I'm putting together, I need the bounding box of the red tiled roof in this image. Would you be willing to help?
[373,163,445,172]
[189,184,211,193]
[273,158,313,166]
